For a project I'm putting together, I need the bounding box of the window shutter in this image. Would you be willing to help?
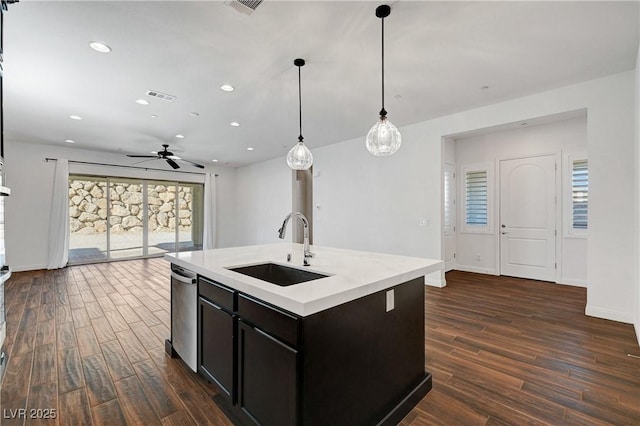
[572,159,588,229]
[465,170,487,226]
[444,169,453,234]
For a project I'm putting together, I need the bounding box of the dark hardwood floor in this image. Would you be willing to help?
[0,261,638,425]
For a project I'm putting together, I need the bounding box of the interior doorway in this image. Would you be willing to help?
[292,168,313,244]
[499,155,557,281]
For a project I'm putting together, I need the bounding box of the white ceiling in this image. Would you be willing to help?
[4,1,639,168]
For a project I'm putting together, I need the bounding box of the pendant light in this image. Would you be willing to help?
[366,4,401,156]
[287,58,314,170]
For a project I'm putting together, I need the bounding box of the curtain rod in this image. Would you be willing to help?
[44,158,218,177]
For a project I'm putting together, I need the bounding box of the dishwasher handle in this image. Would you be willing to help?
[171,270,196,285]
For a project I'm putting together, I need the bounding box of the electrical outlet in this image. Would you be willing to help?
[475,254,481,261]
[386,289,394,312]
[419,218,430,227]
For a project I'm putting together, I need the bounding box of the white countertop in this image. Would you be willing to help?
[165,243,443,316]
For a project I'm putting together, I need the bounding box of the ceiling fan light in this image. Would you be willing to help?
[286,141,313,170]
[366,115,401,156]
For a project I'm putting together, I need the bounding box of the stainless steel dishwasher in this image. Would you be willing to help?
[170,264,197,372]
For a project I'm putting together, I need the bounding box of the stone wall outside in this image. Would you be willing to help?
[69,180,193,235]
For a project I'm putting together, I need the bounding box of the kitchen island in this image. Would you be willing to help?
[165,243,442,426]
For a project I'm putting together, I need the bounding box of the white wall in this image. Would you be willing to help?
[236,71,637,325]
[454,115,588,285]
[235,156,292,246]
[4,140,237,271]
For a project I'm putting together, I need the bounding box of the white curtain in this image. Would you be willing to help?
[203,172,217,250]
[47,159,69,269]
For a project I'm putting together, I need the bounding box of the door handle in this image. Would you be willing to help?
[171,271,196,284]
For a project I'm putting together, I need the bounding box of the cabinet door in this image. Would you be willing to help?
[199,297,235,399]
[238,321,299,426]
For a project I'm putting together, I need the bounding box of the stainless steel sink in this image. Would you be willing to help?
[228,262,328,287]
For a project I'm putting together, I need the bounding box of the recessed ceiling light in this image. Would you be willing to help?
[481,85,490,90]
[212,159,219,163]
[247,147,254,151]
[150,114,157,118]
[189,112,200,118]
[89,41,111,53]
[136,99,150,105]
[220,84,235,92]
[175,134,185,139]
[230,121,240,127]
[69,115,82,120]
[65,139,75,144]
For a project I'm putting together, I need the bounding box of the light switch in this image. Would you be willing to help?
[386,289,394,312]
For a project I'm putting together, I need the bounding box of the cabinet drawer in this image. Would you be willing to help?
[238,294,300,347]
[198,276,235,312]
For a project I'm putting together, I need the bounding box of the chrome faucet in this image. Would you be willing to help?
[278,212,314,266]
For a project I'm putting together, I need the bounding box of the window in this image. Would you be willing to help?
[571,159,588,230]
[466,170,488,225]
[68,175,204,264]
[461,163,492,234]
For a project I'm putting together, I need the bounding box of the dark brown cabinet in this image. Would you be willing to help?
[238,320,299,426]
[196,275,430,426]
[198,277,236,400]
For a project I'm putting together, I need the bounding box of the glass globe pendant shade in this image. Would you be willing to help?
[366,115,402,156]
[286,141,313,170]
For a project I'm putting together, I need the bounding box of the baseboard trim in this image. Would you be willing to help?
[10,264,48,272]
[454,265,499,276]
[425,276,446,288]
[557,277,587,287]
[585,305,633,325]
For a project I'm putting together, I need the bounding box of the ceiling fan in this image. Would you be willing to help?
[126,144,204,169]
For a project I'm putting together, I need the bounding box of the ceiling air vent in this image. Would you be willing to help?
[146,90,176,102]
[226,0,263,16]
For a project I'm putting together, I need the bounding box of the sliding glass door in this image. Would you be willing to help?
[109,179,144,259]
[69,177,108,263]
[177,183,204,252]
[147,182,177,256]
[68,175,203,264]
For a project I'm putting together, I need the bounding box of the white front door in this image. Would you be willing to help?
[443,163,456,272]
[500,155,556,281]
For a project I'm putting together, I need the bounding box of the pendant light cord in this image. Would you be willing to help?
[380,16,387,118]
[298,64,304,142]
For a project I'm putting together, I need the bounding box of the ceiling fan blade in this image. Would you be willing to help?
[127,154,159,158]
[181,159,205,169]
[130,158,158,166]
[166,158,180,169]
